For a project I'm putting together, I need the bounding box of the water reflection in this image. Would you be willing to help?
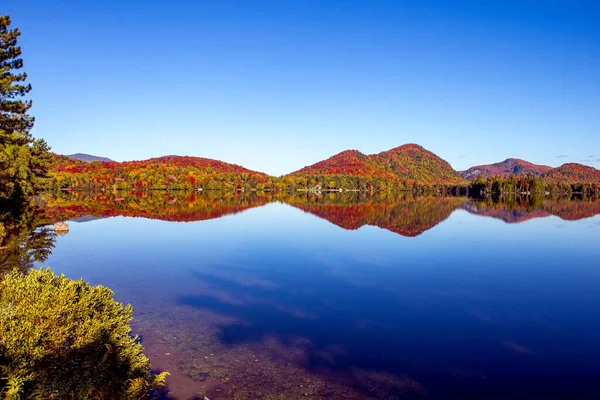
[40,191,600,233]
[0,203,57,273]
[2,192,600,399]
[42,191,271,223]
[277,192,468,237]
[463,195,600,223]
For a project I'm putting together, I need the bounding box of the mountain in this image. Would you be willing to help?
[67,153,113,163]
[51,149,599,192]
[50,155,269,190]
[290,144,466,186]
[460,158,552,180]
[291,150,398,180]
[54,155,267,175]
[542,163,600,185]
[370,144,465,185]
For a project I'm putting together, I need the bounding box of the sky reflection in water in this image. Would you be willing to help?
[37,193,600,399]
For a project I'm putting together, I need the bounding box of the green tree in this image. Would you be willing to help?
[0,15,51,203]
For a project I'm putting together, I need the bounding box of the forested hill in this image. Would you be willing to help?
[461,158,552,180]
[49,144,467,192]
[288,144,466,189]
[290,150,398,180]
[48,149,600,193]
[369,144,465,185]
[542,163,600,185]
[467,162,600,196]
[49,154,270,190]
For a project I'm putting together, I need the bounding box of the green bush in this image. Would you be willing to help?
[0,223,5,243]
[0,268,167,399]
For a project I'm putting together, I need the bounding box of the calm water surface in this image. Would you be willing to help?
[6,192,600,399]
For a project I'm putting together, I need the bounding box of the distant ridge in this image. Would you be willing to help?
[67,153,113,163]
[460,158,552,180]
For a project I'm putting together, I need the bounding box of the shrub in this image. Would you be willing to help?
[0,268,167,399]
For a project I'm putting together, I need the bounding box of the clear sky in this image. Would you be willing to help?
[5,0,600,175]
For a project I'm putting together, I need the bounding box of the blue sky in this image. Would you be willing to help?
[5,0,600,175]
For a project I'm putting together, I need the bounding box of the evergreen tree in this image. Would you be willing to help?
[0,15,51,203]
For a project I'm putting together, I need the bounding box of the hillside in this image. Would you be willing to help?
[49,149,600,193]
[289,144,466,188]
[461,158,552,180]
[67,153,113,163]
[370,144,465,185]
[542,163,600,185]
[50,154,270,190]
[291,150,398,180]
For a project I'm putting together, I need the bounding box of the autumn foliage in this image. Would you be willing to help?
[461,158,552,180]
[369,144,466,185]
[464,195,600,223]
[49,154,270,191]
[47,144,470,193]
[281,192,467,237]
[289,144,467,190]
[40,191,467,238]
[46,146,600,194]
[542,163,600,186]
[291,150,398,180]
[43,191,270,223]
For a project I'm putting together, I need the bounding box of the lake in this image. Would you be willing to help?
[3,192,600,399]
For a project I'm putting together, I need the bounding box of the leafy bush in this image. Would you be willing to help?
[0,268,167,399]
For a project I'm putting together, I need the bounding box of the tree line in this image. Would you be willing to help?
[49,159,600,195]
[468,174,600,197]
[49,159,470,194]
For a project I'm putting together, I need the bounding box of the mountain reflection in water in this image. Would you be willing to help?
[2,191,600,400]
[40,191,600,233]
